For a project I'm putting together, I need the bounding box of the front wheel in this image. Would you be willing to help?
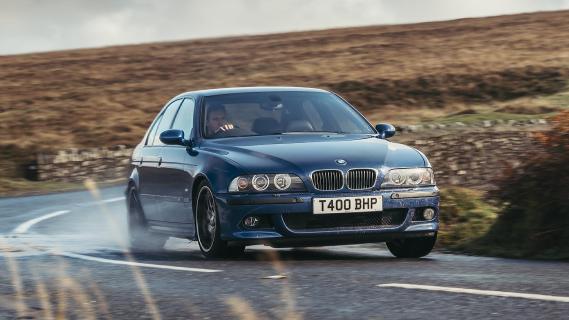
[386,233,437,258]
[127,186,168,251]
[195,182,244,258]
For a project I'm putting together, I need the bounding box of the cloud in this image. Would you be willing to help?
[1,0,568,55]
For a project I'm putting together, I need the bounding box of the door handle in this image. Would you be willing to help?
[142,155,161,164]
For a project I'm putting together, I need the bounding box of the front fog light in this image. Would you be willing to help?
[252,174,269,191]
[423,208,435,220]
[244,216,260,227]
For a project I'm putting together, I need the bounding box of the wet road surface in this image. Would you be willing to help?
[1,186,568,319]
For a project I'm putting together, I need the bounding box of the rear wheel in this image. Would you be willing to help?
[386,233,437,258]
[195,182,244,258]
[127,186,168,251]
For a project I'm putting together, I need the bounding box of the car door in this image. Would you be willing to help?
[138,99,183,222]
[138,113,163,222]
[159,98,197,228]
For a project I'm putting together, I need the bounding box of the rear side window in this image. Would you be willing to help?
[152,99,183,146]
[171,98,195,138]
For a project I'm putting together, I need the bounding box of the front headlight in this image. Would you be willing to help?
[381,168,435,188]
[229,174,306,193]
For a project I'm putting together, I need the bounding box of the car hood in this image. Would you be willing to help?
[202,134,427,174]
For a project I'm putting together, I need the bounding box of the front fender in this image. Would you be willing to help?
[127,166,141,191]
[192,148,245,194]
[383,143,427,167]
[414,149,431,167]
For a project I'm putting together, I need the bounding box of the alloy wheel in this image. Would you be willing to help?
[197,186,216,252]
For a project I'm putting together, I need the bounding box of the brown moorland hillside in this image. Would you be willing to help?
[1,10,569,157]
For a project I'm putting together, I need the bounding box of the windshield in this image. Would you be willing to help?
[202,91,375,138]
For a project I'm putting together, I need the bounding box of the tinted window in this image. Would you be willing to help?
[202,91,374,138]
[171,98,195,139]
[302,100,324,130]
[152,99,183,146]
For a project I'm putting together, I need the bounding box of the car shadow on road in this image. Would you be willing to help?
[86,246,436,264]
[245,247,437,262]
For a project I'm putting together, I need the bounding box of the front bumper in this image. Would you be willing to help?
[215,186,439,247]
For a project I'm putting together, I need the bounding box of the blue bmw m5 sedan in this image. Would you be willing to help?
[126,87,439,258]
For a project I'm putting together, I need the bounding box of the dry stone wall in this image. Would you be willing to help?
[397,131,541,190]
[35,130,543,190]
[396,118,548,133]
[37,145,132,182]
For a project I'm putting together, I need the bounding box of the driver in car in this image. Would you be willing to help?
[206,104,235,136]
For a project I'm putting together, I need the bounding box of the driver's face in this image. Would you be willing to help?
[207,110,226,134]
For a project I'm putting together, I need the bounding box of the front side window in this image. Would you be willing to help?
[152,99,183,146]
[171,98,195,139]
[145,114,163,146]
[202,91,374,138]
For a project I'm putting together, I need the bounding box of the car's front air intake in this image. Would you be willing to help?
[346,169,377,190]
[311,170,343,191]
[283,209,407,231]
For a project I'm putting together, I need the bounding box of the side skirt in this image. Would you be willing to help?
[147,220,195,239]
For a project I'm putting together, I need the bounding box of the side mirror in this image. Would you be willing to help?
[159,129,191,146]
[375,123,396,139]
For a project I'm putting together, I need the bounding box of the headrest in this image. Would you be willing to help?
[285,120,314,132]
[252,117,281,135]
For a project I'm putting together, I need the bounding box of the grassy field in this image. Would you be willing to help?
[1,10,569,154]
[1,10,569,196]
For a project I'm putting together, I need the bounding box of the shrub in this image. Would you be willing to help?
[437,187,498,250]
[478,111,569,258]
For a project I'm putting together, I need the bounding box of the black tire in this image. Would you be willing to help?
[127,186,168,251]
[195,182,245,258]
[386,233,437,258]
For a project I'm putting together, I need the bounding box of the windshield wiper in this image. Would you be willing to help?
[281,131,347,135]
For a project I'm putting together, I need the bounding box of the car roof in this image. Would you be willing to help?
[174,86,329,99]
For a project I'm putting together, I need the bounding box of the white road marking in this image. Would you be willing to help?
[59,252,222,273]
[12,210,70,234]
[12,197,125,234]
[100,197,126,203]
[10,196,222,273]
[378,283,569,303]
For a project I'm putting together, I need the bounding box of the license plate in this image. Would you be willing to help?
[312,196,383,214]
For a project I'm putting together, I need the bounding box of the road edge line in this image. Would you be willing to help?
[12,210,71,234]
[58,251,222,273]
[378,283,569,303]
[11,197,223,273]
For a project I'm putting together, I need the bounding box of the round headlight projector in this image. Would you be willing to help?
[390,172,404,185]
[423,208,436,220]
[251,174,270,191]
[237,177,249,190]
[273,174,292,190]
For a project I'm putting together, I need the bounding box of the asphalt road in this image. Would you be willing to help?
[1,186,568,319]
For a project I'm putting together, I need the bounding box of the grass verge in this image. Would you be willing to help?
[435,111,554,124]
[438,185,569,260]
[437,187,498,251]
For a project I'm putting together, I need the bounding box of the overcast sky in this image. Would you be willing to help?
[2,0,569,55]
